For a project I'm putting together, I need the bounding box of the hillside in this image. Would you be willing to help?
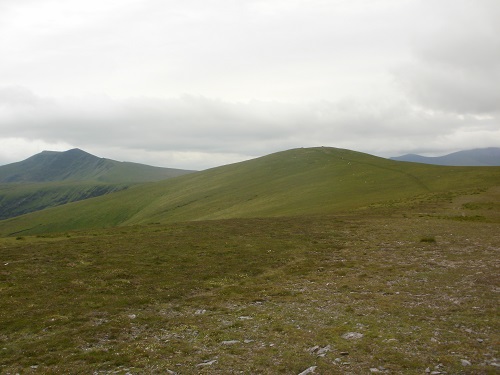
[0,148,194,184]
[390,147,500,166]
[1,147,499,236]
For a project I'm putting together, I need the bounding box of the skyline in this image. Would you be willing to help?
[0,0,499,170]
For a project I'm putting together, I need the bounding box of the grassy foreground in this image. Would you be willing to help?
[0,188,499,374]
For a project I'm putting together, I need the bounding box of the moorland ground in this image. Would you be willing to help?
[0,187,498,374]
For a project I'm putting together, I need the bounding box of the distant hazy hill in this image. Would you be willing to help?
[0,148,195,220]
[0,148,194,183]
[2,147,499,236]
[390,147,500,166]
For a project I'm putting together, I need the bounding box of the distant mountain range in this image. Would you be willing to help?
[0,148,194,183]
[390,147,500,166]
[0,149,195,220]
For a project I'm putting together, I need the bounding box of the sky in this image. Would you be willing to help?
[0,0,499,170]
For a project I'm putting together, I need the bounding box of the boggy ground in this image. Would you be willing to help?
[0,189,499,374]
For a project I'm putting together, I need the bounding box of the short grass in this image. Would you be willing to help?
[0,188,498,374]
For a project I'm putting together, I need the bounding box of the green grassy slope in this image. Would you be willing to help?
[1,147,499,236]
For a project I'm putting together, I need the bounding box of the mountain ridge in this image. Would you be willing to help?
[0,148,195,184]
[390,147,500,166]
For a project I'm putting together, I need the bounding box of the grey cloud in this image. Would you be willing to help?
[396,0,500,115]
[1,87,497,168]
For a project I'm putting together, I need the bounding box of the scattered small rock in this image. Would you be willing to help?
[128,314,136,319]
[238,316,252,320]
[369,368,380,373]
[383,338,397,343]
[195,309,206,315]
[340,351,349,356]
[477,338,484,343]
[298,366,317,375]
[425,367,431,373]
[243,339,254,344]
[342,332,363,340]
[166,370,177,375]
[461,359,471,366]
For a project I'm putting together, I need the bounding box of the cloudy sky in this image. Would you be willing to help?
[0,0,499,170]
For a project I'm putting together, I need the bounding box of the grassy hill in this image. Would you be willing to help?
[1,147,499,236]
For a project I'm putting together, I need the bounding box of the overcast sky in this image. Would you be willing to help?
[0,0,499,170]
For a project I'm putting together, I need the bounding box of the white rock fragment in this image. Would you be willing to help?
[128,314,136,319]
[308,344,331,357]
[341,332,364,340]
[461,359,472,366]
[195,309,206,315]
[221,340,239,345]
[307,345,319,353]
[316,345,331,357]
[196,359,217,367]
[298,365,317,375]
